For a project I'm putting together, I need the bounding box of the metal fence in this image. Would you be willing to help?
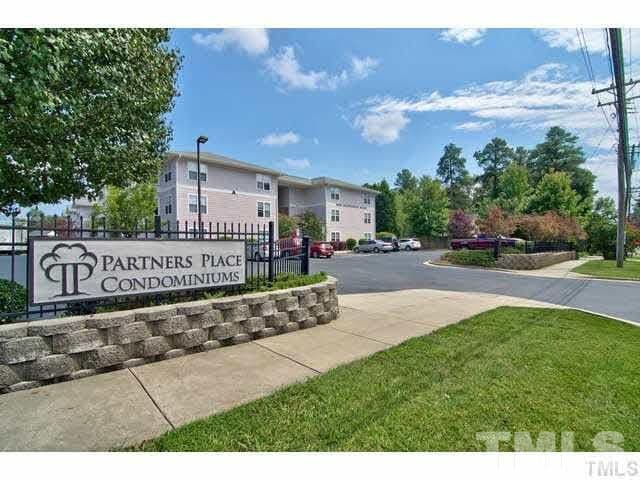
[523,241,575,254]
[0,215,309,323]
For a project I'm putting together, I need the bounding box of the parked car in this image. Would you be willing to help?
[247,240,280,261]
[398,238,422,251]
[450,234,521,250]
[278,236,302,258]
[378,235,400,251]
[353,239,394,253]
[310,241,334,258]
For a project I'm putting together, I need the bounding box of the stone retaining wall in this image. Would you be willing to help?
[496,251,576,270]
[0,277,339,394]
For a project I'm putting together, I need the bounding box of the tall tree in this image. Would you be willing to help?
[473,138,513,199]
[394,169,418,192]
[0,29,181,214]
[404,176,449,237]
[364,179,398,234]
[436,143,472,210]
[528,127,595,217]
[528,171,580,217]
[497,162,531,214]
[512,146,530,167]
[528,126,586,182]
[572,167,597,217]
[93,182,157,234]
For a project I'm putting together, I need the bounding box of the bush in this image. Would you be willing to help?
[376,231,396,240]
[278,213,297,238]
[330,241,347,251]
[442,250,496,267]
[448,210,475,238]
[346,238,357,250]
[478,206,515,237]
[514,211,585,242]
[0,279,26,320]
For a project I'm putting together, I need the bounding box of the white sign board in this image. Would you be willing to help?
[29,239,246,305]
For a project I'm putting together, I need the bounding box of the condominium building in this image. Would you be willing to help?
[158,151,377,241]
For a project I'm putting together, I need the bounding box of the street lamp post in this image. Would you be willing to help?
[196,135,208,238]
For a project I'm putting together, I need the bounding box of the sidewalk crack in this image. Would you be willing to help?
[127,368,175,430]
[254,342,322,374]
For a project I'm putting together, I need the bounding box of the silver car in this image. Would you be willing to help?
[353,239,394,253]
[398,238,422,251]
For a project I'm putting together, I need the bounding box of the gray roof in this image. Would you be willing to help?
[311,177,379,194]
[278,174,313,187]
[169,151,282,176]
[168,152,378,194]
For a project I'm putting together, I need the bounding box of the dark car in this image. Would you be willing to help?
[310,241,334,258]
[450,235,521,250]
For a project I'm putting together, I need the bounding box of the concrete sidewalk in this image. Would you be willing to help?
[0,289,563,451]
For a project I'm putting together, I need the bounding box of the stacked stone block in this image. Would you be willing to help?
[496,251,576,270]
[0,276,339,394]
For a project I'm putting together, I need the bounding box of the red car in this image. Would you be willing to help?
[450,235,521,250]
[310,241,334,258]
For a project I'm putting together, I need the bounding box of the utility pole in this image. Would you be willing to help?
[609,28,630,267]
[593,29,635,267]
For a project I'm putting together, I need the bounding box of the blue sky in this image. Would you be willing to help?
[170,28,639,197]
[32,28,640,216]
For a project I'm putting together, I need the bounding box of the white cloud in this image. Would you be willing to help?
[282,157,311,170]
[454,121,495,131]
[355,63,617,147]
[192,28,269,56]
[440,28,487,46]
[354,110,410,145]
[258,131,300,146]
[536,28,640,56]
[350,56,380,80]
[264,46,379,91]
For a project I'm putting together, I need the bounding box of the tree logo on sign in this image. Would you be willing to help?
[39,243,98,297]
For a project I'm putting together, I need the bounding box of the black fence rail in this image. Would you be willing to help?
[523,241,575,254]
[0,215,309,323]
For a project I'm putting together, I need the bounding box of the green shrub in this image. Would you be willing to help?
[0,279,26,321]
[442,250,496,267]
[346,238,357,250]
[376,231,396,240]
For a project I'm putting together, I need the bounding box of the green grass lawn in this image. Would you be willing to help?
[573,259,640,280]
[138,307,640,452]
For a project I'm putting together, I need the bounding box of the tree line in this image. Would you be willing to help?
[365,126,599,239]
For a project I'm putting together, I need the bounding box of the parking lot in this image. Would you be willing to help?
[310,249,640,324]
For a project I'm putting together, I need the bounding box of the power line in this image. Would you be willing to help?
[577,29,616,133]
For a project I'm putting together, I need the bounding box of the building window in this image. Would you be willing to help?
[188,194,207,214]
[257,174,271,192]
[187,161,207,182]
[364,232,372,240]
[363,193,372,205]
[330,209,340,222]
[330,187,340,201]
[331,232,341,242]
[164,171,172,182]
[164,203,172,215]
[257,201,271,218]
[364,212,372,224]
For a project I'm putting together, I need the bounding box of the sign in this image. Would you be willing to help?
[29,239,246,305]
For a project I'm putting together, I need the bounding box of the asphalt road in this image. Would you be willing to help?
[311,250,640,324]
